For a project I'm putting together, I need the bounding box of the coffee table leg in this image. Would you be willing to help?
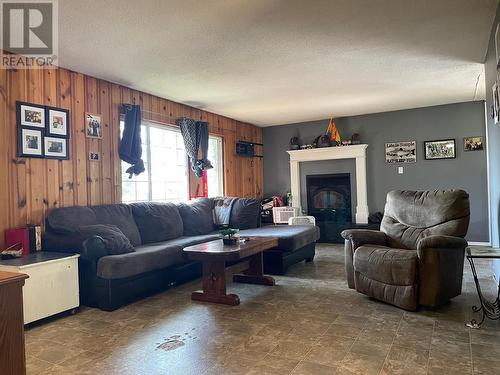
[233,252,275,286]
[191,260,240,306]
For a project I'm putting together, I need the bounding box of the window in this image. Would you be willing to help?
[207,136,224,197]
[121,121,223,202]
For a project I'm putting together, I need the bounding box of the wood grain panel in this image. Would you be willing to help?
[58,68,74,207]
[43,69,59,212]
[0,65,263,248]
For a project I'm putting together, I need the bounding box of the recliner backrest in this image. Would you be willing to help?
[380,190,470,249]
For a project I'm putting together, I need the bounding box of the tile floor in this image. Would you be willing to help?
[25,244,500,375]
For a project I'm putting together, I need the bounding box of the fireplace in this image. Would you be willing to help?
[306,173,352,226]
[288,145,377,243]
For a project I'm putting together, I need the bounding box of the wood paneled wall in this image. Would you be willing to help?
[0,67,263,247]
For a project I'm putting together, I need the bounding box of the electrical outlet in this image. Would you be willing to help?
[398,166,404,174]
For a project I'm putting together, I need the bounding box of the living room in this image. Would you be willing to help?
[0,1,499,374]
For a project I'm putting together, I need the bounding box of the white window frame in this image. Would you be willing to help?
[121,119,224,202]
[207,135,224,198]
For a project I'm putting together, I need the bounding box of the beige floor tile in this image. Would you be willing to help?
[291,360,336,375]
[380,359,427,375]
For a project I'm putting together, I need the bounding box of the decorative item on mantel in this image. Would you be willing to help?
[289,136,301,150]
[313,134,331,148]
[326,118,341,145]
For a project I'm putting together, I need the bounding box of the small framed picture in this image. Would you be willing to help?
[89,152,100,161]
[18,128,43,157]
[47,107,69,137]
[424,139,456,160]
[85,113,102,138]
[17,101,45,128]
[44,137,68,160]
[464,136,484,152]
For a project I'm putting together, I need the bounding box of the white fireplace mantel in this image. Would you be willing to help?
[287,144,369,224]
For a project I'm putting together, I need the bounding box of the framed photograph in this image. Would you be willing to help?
[424,139,456,160]
[464,136,484,152]
[85,113,102,138]
[89,152,100,161]
[385,141,416,163]
[17,101,45,128]
[18,128,43,157]
[493,82,500,124]
[44,137,68,160]
[47,107,69,137]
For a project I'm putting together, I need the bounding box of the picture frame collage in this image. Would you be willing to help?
[17,101,70,160]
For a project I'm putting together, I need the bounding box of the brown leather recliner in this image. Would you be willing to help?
[341,190,470,311]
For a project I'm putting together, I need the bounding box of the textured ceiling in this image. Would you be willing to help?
[58,0,497,126]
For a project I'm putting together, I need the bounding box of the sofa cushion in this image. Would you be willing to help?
[238,225,320,252]
[78,224,135,255]
[230,198,260,230]
[96,233,220,279]
[46,206,97,234]
[130,202,183,244]
[353,246,417,286]
[177,198,215,236]
[91,204,142,246]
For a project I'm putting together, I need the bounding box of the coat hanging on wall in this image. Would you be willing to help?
[176,117,213,178]
[119,104,145,178]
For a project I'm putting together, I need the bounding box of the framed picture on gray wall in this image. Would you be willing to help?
[385,141,416,163]
[424,139,456,160]
[464,136,484,151]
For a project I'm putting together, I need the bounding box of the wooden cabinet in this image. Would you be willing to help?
[0,271,28,375]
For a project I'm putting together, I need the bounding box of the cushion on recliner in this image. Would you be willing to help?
[238,225,320,252]
[353,245,419,311]
[381,190,470,249]
[230,198,260,229]
[78,224,135,255]
[130,202,183,243]
[91,204,142,246]
[177,198,215,236]
[353,246,417,286]
[46,206,97,234]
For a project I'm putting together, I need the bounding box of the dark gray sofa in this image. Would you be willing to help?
[43,197,319,311]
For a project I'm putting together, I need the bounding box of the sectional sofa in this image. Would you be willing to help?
[43,197,319,311]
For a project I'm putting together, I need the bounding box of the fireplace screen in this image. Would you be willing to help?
[306,173,352,223]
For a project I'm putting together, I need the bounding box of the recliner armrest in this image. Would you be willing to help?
[417,235,468,251]
[81,236,108,263]
[341,229,387,250]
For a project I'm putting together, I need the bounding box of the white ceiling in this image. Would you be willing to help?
[58,0,497,126]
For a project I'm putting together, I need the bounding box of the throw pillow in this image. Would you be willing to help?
[78,224,135,255]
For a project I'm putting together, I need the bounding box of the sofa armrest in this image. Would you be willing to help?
[81,236,108,263]
[341,229,387,249]
[417,235,468,251]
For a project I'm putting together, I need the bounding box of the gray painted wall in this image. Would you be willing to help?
[485,3,500,278]
[263,101,488,242]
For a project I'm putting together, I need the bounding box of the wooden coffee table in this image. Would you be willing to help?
[183,237,278,305]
